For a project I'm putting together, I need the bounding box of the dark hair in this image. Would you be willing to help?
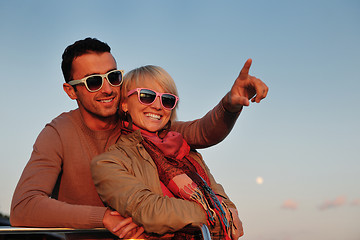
[61,37,111,83]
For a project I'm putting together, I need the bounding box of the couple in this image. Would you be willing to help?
[10,38,268,239]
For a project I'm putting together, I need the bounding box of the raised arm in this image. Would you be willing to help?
[172,59,268,149]
[172,96,241,149]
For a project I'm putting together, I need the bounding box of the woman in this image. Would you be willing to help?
[91,65,241,239]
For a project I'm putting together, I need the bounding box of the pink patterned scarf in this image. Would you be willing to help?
[121,123,231,239]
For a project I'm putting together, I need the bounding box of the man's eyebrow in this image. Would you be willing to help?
[83,68,117,77]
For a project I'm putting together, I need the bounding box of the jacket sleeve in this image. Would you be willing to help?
[171,96,241,149]
[91,149,207,235]
[10,125,106,228]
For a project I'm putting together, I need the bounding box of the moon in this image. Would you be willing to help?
[256,176,264,185]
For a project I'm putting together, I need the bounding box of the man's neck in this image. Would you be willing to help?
[80,110,120,131]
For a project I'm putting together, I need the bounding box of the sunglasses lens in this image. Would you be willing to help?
[86,76,103,91]
[139,89,156,104]
[162,94,177,109]
[108,71,123,86]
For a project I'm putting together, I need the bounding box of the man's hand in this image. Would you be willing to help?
[229,208,243,239]
[102,209,144,239]
[224,58,269,112]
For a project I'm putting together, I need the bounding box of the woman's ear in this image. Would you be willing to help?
[63,83,77,100]
[121,100,128,113]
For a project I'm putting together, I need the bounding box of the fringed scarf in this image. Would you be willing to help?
[121,123,231,240]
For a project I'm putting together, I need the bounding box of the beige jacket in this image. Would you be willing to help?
[91,130,236,235]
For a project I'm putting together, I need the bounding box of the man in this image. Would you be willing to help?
[10,38,268,239]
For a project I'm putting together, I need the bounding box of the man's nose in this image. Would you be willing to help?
[100,77,113,93]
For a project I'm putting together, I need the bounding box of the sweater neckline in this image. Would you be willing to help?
[72,109,122,140]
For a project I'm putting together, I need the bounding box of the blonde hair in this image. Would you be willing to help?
[121,65,179,121]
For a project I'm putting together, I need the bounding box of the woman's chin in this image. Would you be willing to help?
[141,123,167,133]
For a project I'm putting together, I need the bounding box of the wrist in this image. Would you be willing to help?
[222,93,243,113]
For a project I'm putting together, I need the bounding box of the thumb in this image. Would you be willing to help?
[235,95,250,107]
[110,211,121,216]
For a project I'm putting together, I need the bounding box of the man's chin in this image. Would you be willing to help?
[98,109,119,119]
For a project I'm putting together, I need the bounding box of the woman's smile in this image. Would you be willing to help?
[145,112,161,120]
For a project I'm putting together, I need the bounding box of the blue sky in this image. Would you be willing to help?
[0,1,359,240]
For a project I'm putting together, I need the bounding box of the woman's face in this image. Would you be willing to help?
[122,78,172,132]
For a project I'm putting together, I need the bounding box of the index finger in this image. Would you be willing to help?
[239,58,252,78]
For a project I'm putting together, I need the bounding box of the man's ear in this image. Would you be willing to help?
[63,83,77,100]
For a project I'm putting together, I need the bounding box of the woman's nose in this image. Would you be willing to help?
[151,96,162,109]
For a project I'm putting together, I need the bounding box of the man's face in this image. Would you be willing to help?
[70,52,121,127]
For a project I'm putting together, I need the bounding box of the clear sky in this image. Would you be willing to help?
[0,1,359,240]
